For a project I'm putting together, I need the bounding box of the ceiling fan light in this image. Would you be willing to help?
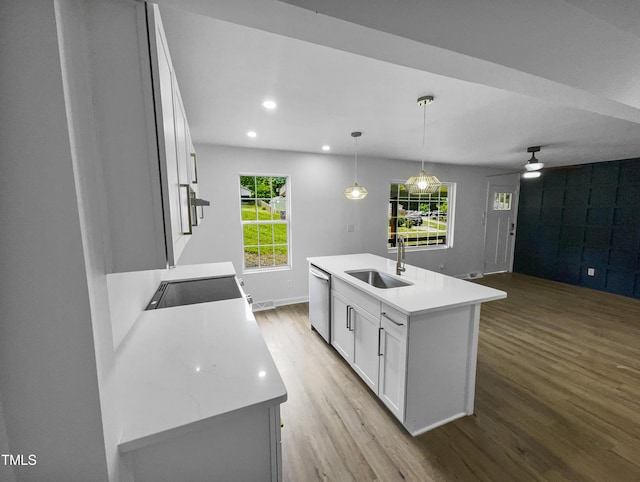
[344,182,368,199]
[525,162,545,171]
[523,146,545,173]
[522,171,541,179]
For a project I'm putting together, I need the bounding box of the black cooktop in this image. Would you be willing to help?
[145,275,242,310]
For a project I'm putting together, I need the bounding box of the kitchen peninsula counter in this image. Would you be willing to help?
[114,262,286,481]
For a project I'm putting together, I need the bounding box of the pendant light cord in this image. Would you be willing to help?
[354,136,359,182]
[421,101,426,171]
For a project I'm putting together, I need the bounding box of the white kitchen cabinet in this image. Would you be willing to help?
[98,3,202,272]
[330,290,353,363]
[378,308,408,421]
[331,279,381,392]
[125,400,282,482]
[147,4,199,266]
[351,304,380,392]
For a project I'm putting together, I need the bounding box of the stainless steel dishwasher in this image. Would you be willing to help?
[308,264,331,342]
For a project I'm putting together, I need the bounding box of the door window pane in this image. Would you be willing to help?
[493,192,512,210]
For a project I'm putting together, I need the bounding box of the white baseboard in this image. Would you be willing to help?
[455,272,485,280]
[252,296,309,312]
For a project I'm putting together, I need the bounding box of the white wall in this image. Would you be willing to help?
[0,0,159,480]
[0,0,109,480]
[55,0,149,479]
[0,397,15,482]
[179,144,507,305]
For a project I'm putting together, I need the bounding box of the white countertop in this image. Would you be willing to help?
[116,263,287,453]
[307,253,506,315]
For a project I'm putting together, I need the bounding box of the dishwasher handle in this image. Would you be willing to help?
[309,266,330,282]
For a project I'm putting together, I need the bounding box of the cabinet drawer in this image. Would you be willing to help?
[333,278,380,317]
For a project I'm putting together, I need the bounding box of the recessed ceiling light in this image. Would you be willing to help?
[322,145,331,151]
[262,100,277,110]
[247,131,257,138]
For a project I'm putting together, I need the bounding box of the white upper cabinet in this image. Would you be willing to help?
[147,4,199,266]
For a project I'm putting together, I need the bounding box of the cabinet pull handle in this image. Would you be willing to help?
[381,312,404,326]
[349,307,355,331]
[346,304,350,330]
[180,184,193,235]
[189,188,198,227]
[378,327,384,356]
[190,152,198,184]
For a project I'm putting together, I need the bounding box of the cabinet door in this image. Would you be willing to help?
[378,315,407,421]
[154,24,183,265]
[149,4,195,266]
[174,92,190,185]
[186,123,198,185]
[173,91,193,237]
[352,306,381,393]
[330,291,353,363]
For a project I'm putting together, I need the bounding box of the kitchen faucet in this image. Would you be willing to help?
[396,235,406,275]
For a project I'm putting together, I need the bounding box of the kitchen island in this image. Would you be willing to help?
[307,253,506,436]
[115,262,286,482]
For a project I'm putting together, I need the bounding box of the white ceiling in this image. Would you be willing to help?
[157,0,640,170]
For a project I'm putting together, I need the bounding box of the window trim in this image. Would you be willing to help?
[387,180,456,253]
[239,173,291,273]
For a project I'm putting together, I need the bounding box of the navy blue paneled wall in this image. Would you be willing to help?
[514,158,640,299]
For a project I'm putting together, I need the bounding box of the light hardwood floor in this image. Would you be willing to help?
[255,273,640,481]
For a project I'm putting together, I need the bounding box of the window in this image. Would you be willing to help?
[239,175,290,271]
[388,182,454,250]
[493,192,512,210]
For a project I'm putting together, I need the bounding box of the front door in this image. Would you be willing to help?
[483,174,520,274]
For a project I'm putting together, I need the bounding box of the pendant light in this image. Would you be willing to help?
[522,146,543,179]
[405,95,441,194]
[344,131,368,200]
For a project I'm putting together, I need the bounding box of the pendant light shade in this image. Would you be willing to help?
[344,182,368,199]
[405,96,441,194]
[345,132,368,200]
[405,170,441,193]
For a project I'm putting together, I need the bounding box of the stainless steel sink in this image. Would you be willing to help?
[345,269,413,289]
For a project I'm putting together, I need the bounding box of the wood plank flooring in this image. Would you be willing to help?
[254,273,640,481]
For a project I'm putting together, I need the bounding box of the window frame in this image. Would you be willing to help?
[387,180,456,253]
[239,173,291,273]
